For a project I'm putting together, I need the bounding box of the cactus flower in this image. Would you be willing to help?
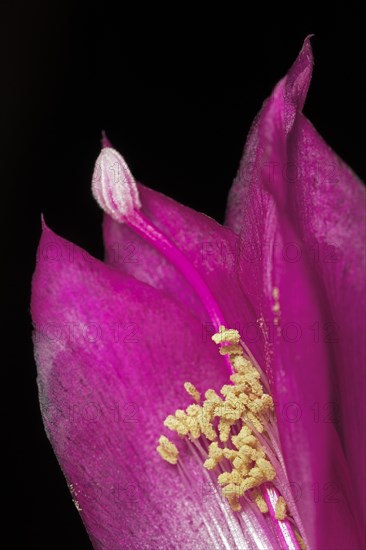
[31,38,365,549]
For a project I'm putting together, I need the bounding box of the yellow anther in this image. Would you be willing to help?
[233,456,250,476]
[246,398,265,415]
[246,376,263,395]
[256,458,276,481]
[158,327,282,517]
[218,418,232,442]
[230,370,261,387]
[275,496,287,520]
[221,483,242,511]
[232,426,256,449]
[238,444,257,462]
[220,402,242,422]
[241,477,258,492]
[204,389,222,404]
[157,436,179,465]
[223,448,238,461]
[228,497,242,512]
[260,394,274,411]
[217,472,232,485]
[184,404,217,441]
[163,414,189,436]
[203,389,223,420]
[229,373,247,386]
[246,411,264,433]
[186,404,201,417]
[203,458,217,470]
[248,466,265,484]
[184,382,201,402]
[220,384,235,397]
[221,482,240,497]
[225,391,245,408]
[207,442,223,459]
[203,442,224,470]
[212,326,240,345]
[175,409,187,421]
[295,531,307,550]
[200,421,217,441]
[219,344,243,356]
[185,416,201,439]
[252,489,268,514]
[218,470,242,486]
[231,355,253,374]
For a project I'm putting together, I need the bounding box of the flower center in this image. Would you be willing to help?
[158,326,307,550]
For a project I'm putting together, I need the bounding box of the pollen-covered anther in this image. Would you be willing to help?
[164,413,189,436]
[211,326,240,345]
[218,470,243,487]
[218,418,232,442]
[219,344,243,356]
[204,388,222,405]
[200,421,217,441]
[220,384,241,398]
[184,382,201,402]
[232,425,257,449]
[260,394,274,411]
[203,442,224,470]
[157,436,179,465]
[185,411,202,439]
[295,531,307,550]
[275,496,287,520]
[231,355,253,373]
[186,403,217,441]
[219,398,243,422]
[203,389,224,420]
[164,394,218,442]
[254,457,276,481]
[245,411,264,433]
[251,489,269,514]
[221,481,246,512]
[232,456,250,476]
[158,328,279,516]
[228,498,242,512]
[223,488,242,512]
[223,448,238,461]
[238,444,258,462]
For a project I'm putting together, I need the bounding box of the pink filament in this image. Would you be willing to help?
[129,210,233,373]
[126,208,301,550]
[262,484,300,549]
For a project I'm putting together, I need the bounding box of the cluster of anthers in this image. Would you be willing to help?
[157,326,284,516]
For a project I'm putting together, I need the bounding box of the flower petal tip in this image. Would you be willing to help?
[39,214,55,236]
[282,36,314,128]
[101,130,112,148]
[40,213,47,230]
[40,215,56,238]
[92,147,141,223]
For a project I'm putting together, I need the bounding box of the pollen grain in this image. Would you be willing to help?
[157,326,277,512]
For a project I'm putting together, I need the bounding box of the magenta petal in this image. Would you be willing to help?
[226,37,365,549]
[32,224,280,548]
[103,184,264,358]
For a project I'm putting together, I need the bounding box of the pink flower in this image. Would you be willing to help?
[31,38,365,549]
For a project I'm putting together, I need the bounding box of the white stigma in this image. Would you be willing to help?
[92,147,141,222]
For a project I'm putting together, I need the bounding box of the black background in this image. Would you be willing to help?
[2,3,364,549]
